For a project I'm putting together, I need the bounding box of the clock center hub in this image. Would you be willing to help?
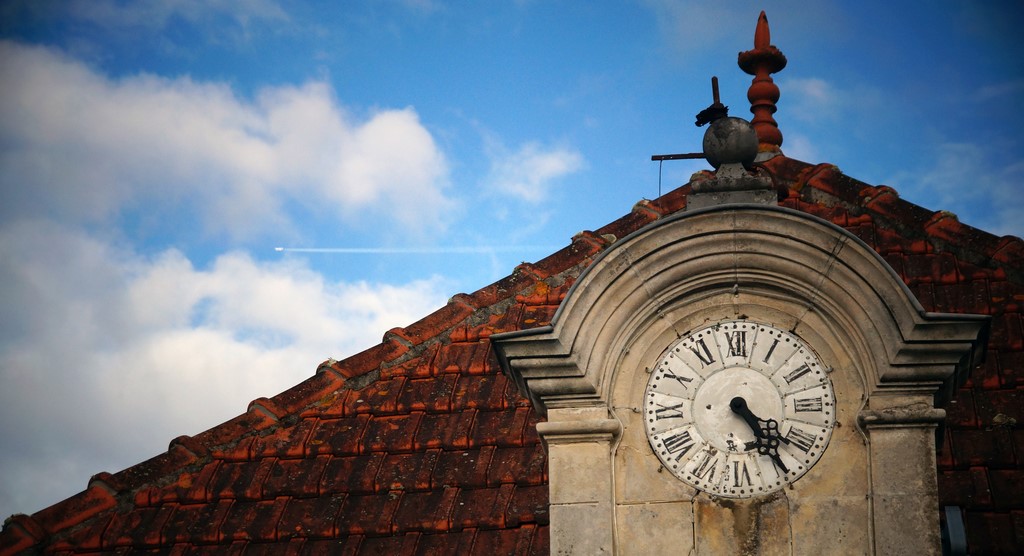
[692,366,783,453]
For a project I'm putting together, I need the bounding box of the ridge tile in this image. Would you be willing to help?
[330,338,410,380]
[31,483,117,535]
[389,300,477,346]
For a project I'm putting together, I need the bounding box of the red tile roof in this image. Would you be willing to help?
[2,154,1023,555]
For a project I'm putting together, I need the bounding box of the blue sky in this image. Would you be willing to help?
[1,0,1022,519]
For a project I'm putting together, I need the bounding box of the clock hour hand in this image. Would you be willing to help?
[730,396,790,474]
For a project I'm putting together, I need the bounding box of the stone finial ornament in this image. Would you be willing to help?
[738,11,787,151]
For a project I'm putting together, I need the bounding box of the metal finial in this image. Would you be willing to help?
[695,76,729,127]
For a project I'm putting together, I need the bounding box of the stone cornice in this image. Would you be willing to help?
[493,205,989,415]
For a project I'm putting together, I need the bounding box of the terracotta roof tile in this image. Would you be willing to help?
[107,444,201,496]
[505,485,549,528]
[5,150,1023,554]
[219,498,288,542]
[150,460,220,505]
[965,511,1017,553]
[939,468,993,509]
[413,409,475,451]
[945,390,979,428]
[379,346,438,381]
[210,460,276,501]
[211,435,257,463]
[306,415,370,457]
[361,413,423,453]
[432,341,493,376]
[389,299,478,346]
[343,377,405,416]
[452,373,510,410]
[471,408,528,448]
[951,429,1015,468]
[974,389,1024,427]
[432,447,495,489]
[330,337,410,380]
[263,456,331,498]
[31,483,116,535]
[375,451,440,492]
[103,505,175,549]
[392,488,458,533]
[336,492,402,536]
[161,500,233,545]
[320,454,385,495]
[412,529,477,555]
[276,494,345,540]
[45,512,109,552]
[396,375,458,413]
[302,536,363,555]
[251,415,317,458]
[241,538,306,555]
[487,445,546,487]
[452,485,514,530]
[354,533,421,555]
[999,351,1024,387]
[469,525,540,556]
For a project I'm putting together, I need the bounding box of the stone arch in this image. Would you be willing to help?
[496,204,985,415]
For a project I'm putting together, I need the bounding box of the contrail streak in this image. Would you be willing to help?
[273,245,560,254]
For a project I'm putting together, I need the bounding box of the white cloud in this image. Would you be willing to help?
[0,220,451,517]
[0,41,456,239]
[783,77,837,119]
[484,140,584,203]
[778,132,821,164]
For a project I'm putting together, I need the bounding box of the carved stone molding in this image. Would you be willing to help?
[494,205,988,415]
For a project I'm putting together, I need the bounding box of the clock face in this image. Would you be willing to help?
[644,320,835,498]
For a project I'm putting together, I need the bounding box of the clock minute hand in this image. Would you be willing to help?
[729,396,790,474]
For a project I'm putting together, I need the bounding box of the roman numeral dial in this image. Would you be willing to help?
[644,320,836,499]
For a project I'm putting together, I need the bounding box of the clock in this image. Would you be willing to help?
[644,320,836,498]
